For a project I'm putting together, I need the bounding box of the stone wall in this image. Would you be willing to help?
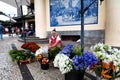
[84,30,105,50]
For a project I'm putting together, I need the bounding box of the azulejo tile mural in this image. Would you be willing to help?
[50,0,98,27]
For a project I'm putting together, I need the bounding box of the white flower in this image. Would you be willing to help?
[91,43,111,53]
[93,51,106,60]
[91,43,120,73]
[53,54,73,74]
[35,48,44,56]
[35,46,48,56]
[103,55,112,63]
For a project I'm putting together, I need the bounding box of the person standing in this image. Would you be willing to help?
[0,23,3,40]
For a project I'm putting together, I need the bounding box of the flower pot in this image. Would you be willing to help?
[65,71,85,80]
[41,63,49,70]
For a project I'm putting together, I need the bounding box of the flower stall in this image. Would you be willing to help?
[10,40,120,79]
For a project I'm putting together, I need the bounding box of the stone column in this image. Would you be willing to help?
[105,0,120,47]
[34,0,46,38]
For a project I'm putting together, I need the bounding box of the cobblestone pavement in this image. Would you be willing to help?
[0,34,64,80]
[0,34,22,80]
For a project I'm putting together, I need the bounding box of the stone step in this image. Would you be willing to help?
[18,37,49,44]
[25,36,40,39]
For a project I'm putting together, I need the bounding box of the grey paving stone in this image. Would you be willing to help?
[27,62,64,80]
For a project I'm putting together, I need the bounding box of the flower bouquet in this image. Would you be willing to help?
[53,44,98,80]
[91,43,120,80]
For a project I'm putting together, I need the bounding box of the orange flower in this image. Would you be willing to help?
[102,62,116,71]
[101,69,112,79]
[112,65,116,72]
[101,62,117,79]
[21,42,40,53]
[102,62,110,68]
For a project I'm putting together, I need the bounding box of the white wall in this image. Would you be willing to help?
[105,0,120,47]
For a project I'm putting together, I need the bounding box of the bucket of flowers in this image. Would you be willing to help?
[90,43,120,80]
[53,44,98,80]
[41,57,49,70]
[35,46,49,62]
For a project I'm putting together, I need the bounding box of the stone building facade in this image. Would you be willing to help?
[2,0,120,48]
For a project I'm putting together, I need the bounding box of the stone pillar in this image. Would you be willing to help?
[34,0,46,38]
[105,0,120,47]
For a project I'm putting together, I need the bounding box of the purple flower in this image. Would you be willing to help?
[72,51,98,70]
[60,44,74,57]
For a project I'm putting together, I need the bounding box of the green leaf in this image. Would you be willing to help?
[94,65,102,77]
[95,46,101,52]
[49,47,61,57]
[103,45,109,51]
[9,49,34,62]
[74,45,82,56]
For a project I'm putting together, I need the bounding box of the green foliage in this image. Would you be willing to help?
[49,47,62,58]
[74,45,82,56]
[9,49,35,62]
[115,67,120,78]
[103,45,109,51]
[94,46,101,52]
[94,65,102,77]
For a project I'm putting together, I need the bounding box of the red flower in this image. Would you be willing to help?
[21,42,40,53]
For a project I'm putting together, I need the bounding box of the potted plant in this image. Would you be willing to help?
[9,49,34,64]
[41,57,49,70]
[53,44,98,80]
[48,47,62,60]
